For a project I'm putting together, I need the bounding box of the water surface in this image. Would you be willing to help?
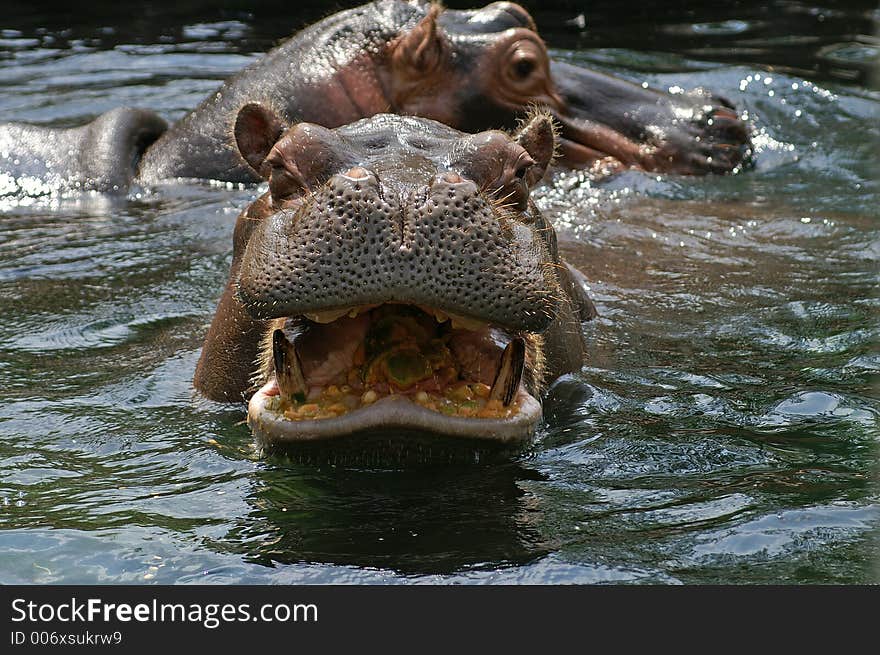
[0,1,877,584]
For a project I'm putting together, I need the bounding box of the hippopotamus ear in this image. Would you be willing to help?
[392,4,448,74]
[514,112,557,186]
[234,103,287,178]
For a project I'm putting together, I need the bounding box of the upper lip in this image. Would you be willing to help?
[234,181,560,334]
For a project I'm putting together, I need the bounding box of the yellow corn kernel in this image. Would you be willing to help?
[472,383,491,398]
[298,403,320,416]
[326,403,348,416]
[477,399,506,418]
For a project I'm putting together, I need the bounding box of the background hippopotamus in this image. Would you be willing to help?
[0,0,751,195]
[194,106,597,447]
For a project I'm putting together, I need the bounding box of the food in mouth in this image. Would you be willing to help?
[258,304,526,422]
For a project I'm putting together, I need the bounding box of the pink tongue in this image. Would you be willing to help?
[296,314,370,386]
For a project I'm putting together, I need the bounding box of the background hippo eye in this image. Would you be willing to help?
[514,58,535,78]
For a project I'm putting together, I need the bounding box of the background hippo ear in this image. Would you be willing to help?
[392,4,448,74]
[514,111,557,186]
[234,103,286,178]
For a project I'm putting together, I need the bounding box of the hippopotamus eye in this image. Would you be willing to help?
[501,38,551,93]
[514,58,536,79]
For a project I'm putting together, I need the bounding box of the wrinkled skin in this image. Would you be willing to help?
[0,1,750,194]
[195,106,596,446]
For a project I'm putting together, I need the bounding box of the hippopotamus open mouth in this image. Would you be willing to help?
[248,304,543,445]
[194,106,593,448]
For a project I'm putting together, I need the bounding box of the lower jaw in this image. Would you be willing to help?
[247,380,542,446]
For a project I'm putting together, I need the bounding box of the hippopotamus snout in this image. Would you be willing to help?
[236,118,560,334]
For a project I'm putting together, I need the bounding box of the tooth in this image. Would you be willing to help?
[272,329,307,402]
[489,338,525,406]
[304,308,350,323]
[348,304,381,319]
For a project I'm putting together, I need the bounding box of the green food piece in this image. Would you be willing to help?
[361,307,453,385]
[384,350,432,388]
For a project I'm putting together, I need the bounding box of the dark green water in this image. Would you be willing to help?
[0,1,877,583]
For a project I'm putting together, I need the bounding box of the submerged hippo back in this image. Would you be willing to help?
[0,108,166,195]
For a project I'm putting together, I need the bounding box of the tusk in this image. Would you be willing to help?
[489,338,525,406]
[272,329,307,402]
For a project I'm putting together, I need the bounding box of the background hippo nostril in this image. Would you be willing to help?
[342,166,371,180]
[441,171,464,184]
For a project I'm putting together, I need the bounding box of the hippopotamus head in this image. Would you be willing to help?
[381,1,750,175]
[383,2,561,131]
[194,105,594,448]
[132,0,749,185]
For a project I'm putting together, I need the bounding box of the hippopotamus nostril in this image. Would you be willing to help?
[440,171,463,184]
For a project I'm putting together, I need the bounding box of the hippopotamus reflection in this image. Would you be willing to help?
[195,105,596,448]
[237,460,549,573]
[0,1,750,195]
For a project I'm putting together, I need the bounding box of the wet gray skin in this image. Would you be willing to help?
[0,108,167,194]
[194,107,595,447]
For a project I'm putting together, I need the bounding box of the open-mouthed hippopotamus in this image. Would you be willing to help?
[194,105,596,449]
[0,1,750,196]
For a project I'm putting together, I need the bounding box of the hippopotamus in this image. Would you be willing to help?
[0,1,750,196]
[194,105,596,448]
